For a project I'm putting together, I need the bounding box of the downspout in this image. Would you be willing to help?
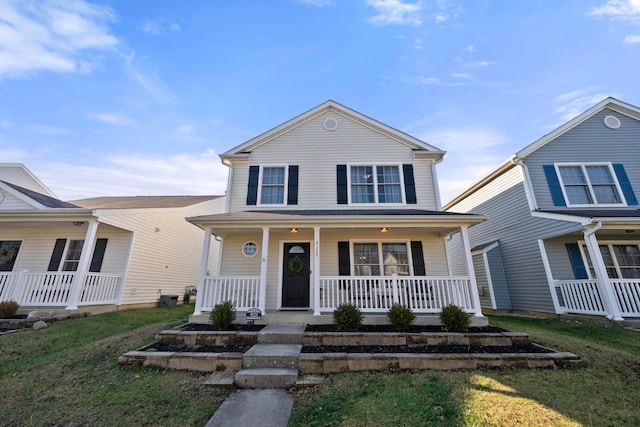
[583,221,624,321]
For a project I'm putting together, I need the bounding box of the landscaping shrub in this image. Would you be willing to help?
[210,301,236,329]
[439,304,471,332]
[387,304,416,330]
[0,300,20,318]
[182,292,191,304]
[333,303,363,331]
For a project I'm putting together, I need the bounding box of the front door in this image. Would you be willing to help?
[282,243,310,308]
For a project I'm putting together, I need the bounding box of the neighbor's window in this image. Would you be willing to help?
[557,164,623,206]
[350,165,402,204]
[0,240,22,271]
[243,242,258,257]
[260,167,286,204]
[353,242,409,276]
[62,240,84,271]
[582,242,640,279]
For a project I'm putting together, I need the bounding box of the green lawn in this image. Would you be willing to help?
[289,315,640,427]
[0,305,230,427]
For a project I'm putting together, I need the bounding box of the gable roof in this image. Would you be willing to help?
[220,100,445,163]
[444,97,640,210]
[1,180,80,209]
[70,195,222,209]
[0,163,58,198]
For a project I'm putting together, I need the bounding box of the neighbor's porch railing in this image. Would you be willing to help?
[0,272,122,307]
[555,279,640,317]
[320,275,475,313]
[197,276,261,312]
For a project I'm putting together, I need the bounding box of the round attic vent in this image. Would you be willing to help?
[323,118,339,131]
[604,115,621,129]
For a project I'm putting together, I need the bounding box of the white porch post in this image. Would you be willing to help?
[259,227,269,313]
[10,270,26,304]
[65,220,98,310]
[583,226,624,321]
[538,239,564,314]
[194,227,212,316]
[460,226,484,317]
[313,227,321,315]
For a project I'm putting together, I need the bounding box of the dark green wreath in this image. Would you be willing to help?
[288,256,304,274]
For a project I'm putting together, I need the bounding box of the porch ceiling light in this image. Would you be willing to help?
[72,221,85,226]
[290,228,298,233]
[380,227,389,233]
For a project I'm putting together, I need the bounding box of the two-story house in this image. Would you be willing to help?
[444,97,640,321]
[188,101,486,325]
[0,163,223,312]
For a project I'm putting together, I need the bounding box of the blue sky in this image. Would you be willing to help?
[1,0,639,204]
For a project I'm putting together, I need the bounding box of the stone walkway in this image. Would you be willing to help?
[205,389,293,427]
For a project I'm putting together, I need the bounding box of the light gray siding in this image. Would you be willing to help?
[526,108,640,211]
[227,110,439,213]
[0,192,35,210]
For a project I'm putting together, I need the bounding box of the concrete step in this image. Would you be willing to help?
[203,372,235,388]
[243,344,302,369]
[235,368,299,389]
[257,323,306,344]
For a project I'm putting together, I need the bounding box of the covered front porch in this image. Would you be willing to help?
[540,218,640,320]
[188,209,486,324]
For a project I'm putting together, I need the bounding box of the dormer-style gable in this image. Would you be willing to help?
[0,163,58,197]
[221,101,446,213]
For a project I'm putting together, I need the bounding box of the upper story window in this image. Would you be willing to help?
[260,167,286,204]
[350,165,403,204]
[556,163,624,206]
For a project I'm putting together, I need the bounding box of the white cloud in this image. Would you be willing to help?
[141,19,181,35]
[624,33,640,42]
[38,150,229,200]
[463,60,495,68]
[0,0,118,79]
[366,0,423,26]
[124,53,178,104]
[553,89,614,121]
[88,112,131,125]
[451,72,473,79]
[464,45,475,52]
[296,0,333,6]
[590,0,640,21]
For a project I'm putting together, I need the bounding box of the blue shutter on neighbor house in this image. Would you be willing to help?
[410,241,426,276]
[246,166,260,205]
[403,164,417,204]
[566,243,589,280]
[48,239,66,271]
[89,238,108,273]
[338,241,350,275]
[543,165,566,206]
[287,165,299,205]
[612,163,638,205]
[337,165,348,204]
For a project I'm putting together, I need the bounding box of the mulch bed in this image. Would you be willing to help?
[180,323,265,332]
[145,344,252,353]
[302,344,552,354]
[304,324,507,333]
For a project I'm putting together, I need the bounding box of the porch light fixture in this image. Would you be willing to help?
[290,228,298,233]
[72,221,85,226]
[380,227,389,233]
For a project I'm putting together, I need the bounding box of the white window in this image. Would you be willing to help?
[62,240,84,271]
[556,163,624,206]
[260,166,286,205]
[242,242,258,257]
[581,242,640,279]
[350,165,403,204]
[353,242,410,276]
[0,240,21,272]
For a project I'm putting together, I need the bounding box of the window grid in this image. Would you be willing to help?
[353,242,409,276]
[558,164,622,206]
[0,240,21,272]
[260,167,286,205]
[350,165,403,204]
[582,243,640,279]
[62,240,84,272]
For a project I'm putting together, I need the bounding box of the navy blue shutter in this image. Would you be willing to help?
[410,241,426,276]
[337,165,348,204]
[287,166,299,205]
[543,165,566,206]
[247,166,259,205]
[89,238,108,273]
[403,164,417,204]
[566,243,589,279]
[612,163,638,205]
[338,241,350,275]
[48,239,66,271]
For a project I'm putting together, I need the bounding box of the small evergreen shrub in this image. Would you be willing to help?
[333,303,363,331]
[0,300,19,318]
[183,292,191,304]
[210,301,236,329]
[439,304,471,332]
[387,304,416,330]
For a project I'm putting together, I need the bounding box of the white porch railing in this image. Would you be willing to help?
[319,276,475,313]
[555,279,640,317]
[0,272,122,307]
[198,277,260,312]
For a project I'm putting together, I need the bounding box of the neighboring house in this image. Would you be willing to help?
[187,100,486,324]
[444,97,640,321]
[0,163,223,312]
